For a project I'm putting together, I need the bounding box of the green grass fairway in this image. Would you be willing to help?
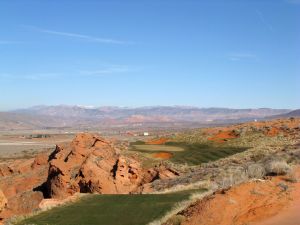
[166,142,247,165]
[130,142,248,165]
[16,191,201,225]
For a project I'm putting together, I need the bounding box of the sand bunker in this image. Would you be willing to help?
[152,152,173,159]
[146,138,169,145]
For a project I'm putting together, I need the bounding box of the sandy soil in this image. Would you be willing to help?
[0,134,74,158]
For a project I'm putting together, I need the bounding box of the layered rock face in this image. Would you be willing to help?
[47,133,178,199]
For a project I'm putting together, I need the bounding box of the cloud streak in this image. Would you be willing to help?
[228,53,257,61]
[255,10,273,32]
[79,65,138,76]
[285,0,300,4]
[24,25,131,44]
[0,65,138,81]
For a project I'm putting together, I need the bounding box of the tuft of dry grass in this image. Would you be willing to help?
[246,163,266,179]
[219,167,248,189]
[152,180,213,194]
[265,160,291,175]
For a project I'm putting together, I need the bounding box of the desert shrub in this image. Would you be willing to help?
[219,167,248,189]
[265,160,291,175]
[246,163,266,179]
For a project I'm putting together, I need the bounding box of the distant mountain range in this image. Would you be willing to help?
[0,105,297,131]
[269,109,300,119]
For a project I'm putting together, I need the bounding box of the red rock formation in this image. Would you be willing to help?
[0,152,49,222]
[31,153,49,169]
[0,191,44,221]
[46,133,179,199]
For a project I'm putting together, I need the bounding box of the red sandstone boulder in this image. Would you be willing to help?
[0,191,43,221]
[0,153,49,222]
[46,133,179,199]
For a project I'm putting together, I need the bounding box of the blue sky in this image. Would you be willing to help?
[0,0,299,110]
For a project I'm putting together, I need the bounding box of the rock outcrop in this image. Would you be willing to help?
[47,133,178,199]
[0,152,49,222]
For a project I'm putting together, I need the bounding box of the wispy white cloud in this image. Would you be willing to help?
[0,65,138,81]
[228,53,257,61]
[255,10,273,32]
[79,65,139,76]
[23,25,131,44]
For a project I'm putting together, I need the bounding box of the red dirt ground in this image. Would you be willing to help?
[204,118,300,142]
[254,168,300,225]
[181,167,300,225]
[265,127,280,137]
[207,130,238,143]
